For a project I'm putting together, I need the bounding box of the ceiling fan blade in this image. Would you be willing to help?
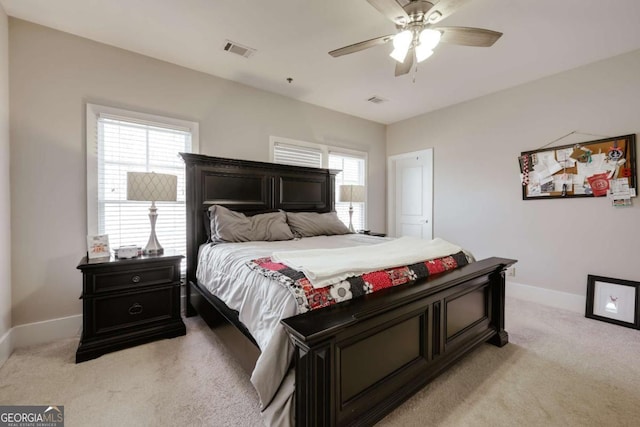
[437,26,503,47]
[426,0,472,23]
[329,34,394,57]
[367,0,409,25]
[395,49,414,76]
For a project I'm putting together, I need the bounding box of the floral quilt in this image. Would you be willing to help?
[246,251,468,313]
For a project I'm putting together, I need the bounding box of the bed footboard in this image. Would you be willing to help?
[282,257,516,427]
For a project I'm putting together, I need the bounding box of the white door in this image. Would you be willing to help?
[391,150,433,240]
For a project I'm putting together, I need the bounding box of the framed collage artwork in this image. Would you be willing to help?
[520,134,636,201]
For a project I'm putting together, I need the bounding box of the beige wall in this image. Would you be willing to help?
[388,48,640,297]
[9,19,386,326]
[0,6,10,338]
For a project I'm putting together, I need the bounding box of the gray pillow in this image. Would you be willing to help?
[286,211,351,237]
[209,205,294,242]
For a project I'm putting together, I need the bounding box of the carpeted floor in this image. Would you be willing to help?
[1,297,639,426]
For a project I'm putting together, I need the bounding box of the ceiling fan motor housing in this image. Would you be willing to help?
[399,0,436,25]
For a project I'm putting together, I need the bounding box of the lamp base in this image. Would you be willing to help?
[144,202,164,257]
[348,205,355,233]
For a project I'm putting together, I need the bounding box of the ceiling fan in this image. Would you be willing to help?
[329,0,503,77]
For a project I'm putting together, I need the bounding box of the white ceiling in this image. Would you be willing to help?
[2,0,640,125]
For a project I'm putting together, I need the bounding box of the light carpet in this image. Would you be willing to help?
[1,297,639,426]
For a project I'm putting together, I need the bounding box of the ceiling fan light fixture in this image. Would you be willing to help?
[393,30,413,50]
[389,29,412,63]
[419,29,441,50]
[390,47,409,63]
[415,45,433,63]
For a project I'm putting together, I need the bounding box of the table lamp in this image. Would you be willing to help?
[339,184,366,233]
[127,172,177,255]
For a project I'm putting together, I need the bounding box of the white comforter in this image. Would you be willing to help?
[196,234,387,426]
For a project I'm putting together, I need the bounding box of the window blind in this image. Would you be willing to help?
[329,153,366,230]
[273,142,323,168]
[96,115,192,259]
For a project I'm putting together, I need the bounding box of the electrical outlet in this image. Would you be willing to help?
[507,267,516,277]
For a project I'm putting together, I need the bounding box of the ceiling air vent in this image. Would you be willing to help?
[222,40,256,58]
[367,96,387,104]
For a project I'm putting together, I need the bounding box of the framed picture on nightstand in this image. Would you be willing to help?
[87,234,110,259]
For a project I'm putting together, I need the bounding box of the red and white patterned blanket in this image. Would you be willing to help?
[246,251,468,313]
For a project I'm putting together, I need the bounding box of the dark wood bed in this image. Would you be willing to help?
[180,153,516,426]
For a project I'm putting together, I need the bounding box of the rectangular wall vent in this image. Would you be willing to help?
[367,96,387,104]
[222,40,256,58]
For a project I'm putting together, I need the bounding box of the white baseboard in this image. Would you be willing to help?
[0,315,82,368]
[0,328,11,368]
[11,314,82,350]
[507,280,585,314]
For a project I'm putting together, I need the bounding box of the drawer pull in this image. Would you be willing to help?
[128,303,144,315]
[131,275,141,283]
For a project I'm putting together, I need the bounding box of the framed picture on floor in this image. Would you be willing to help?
[585,275,640,329]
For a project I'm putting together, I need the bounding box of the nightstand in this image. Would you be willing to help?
[358,230,387,237]
[76,251,186,363]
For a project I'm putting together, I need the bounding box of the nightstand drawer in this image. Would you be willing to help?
[91,264,177,293]
[92,286,175,335]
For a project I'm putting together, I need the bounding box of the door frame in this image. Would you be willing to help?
[387,149,434,238]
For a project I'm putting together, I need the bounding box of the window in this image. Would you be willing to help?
[86,104,199,263]
[273,141,322,168]
[329,153,366,230]
[270,136,367,230]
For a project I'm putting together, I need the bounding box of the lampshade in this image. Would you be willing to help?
[127,172,177,202]
[339,185,366,203]
[389,30,412,63]
[415,29,440,63]
[415,45,434,63]
[419,29,441,50]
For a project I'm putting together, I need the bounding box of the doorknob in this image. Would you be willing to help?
[425,220,429,223]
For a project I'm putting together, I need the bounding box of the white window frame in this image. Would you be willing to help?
[269,136,368,228]
[86,103,200,236]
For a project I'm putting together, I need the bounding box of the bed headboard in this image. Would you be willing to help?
[180,153,340,284]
